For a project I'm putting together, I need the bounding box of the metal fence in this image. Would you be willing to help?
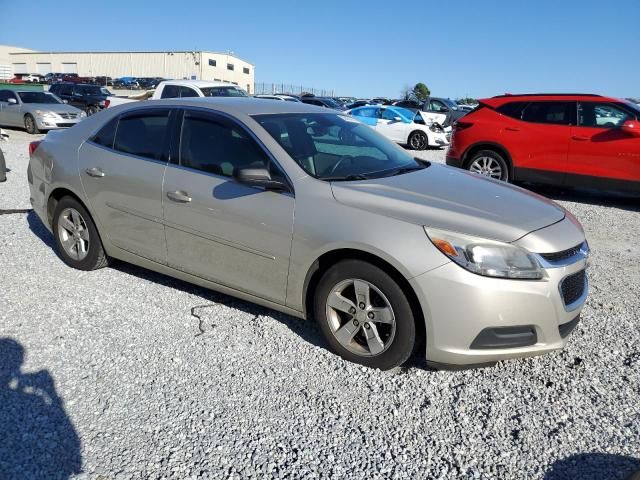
[254,82,335,97]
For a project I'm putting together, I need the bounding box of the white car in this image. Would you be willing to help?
[254,94,301,102]
[347,105,449,150]
[20,74,42,83]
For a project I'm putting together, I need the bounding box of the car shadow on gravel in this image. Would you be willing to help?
[0,338,82,479]
[545,453,640,480]
[27,210,55,249]
[524,184,640,212]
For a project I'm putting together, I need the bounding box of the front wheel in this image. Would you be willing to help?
[24,114,40,134]
[466,150,510,182]
[408,130,428,150]
[314,260,417,370]
[86,105,99,116]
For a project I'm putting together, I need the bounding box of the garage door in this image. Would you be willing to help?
[61,62,78,73]
[12,63,28,74]
[0,65,11,80]
[36,63,52,75]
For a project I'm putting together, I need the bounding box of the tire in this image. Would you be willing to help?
[52,196,109,271]
[86,105,99,116]
[466,149,510,182]
[408,130,428,150]
[314,259,417,370]
[24,114,40,134]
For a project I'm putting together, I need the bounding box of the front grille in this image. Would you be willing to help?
[541,244,582,262]
[560,270,586,306]
[58,113,78,119]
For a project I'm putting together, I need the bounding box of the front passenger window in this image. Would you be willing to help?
[180,112,271,178]
[578,103,633,128]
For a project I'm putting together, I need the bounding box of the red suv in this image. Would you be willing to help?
[446,94,640,193]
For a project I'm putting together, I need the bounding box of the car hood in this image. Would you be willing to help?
[330,164,565,243]
[24,103,82,114]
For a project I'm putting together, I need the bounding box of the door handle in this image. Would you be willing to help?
[85,167,105,178]
[571,135,589,141]
[505,127,520,132]
[166,190,192,203]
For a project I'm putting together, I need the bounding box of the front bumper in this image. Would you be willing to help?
[35,116,83,130]
[410,251,588,366]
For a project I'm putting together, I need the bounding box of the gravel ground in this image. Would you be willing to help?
[1,129,639,479]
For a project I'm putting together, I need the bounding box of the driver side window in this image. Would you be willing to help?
[0,90,16,102]
[429,100,447,112]
[578,102,634,128]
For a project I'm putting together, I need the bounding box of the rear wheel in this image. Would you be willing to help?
[408,130,428,150]
[314,260,417,370]
[52,196,109,271]
[24,114,40,134]
[466,149,509,181]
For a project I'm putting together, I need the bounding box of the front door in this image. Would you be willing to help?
[567,101,640,190]
[78,109,172,264]
[0,91,22,126]
[376,108,409,143]
[163,109,294,303]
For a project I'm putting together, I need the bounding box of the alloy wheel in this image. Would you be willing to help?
[469,156,504,179]
[410,132,427,150]
[25,116,36,134]
[57,207,90,261]
[325,279,396,356]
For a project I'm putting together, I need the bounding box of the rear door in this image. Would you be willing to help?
[505,101,575,184]
[567,101,640,190]
[78,108,173,263]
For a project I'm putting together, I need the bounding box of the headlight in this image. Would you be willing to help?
[34,110,57,118]
[425,227,543,280]
[79,111,87,118]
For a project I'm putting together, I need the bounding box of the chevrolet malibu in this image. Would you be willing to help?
[27,98,589,370]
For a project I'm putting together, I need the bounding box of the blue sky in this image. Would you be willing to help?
[1,0,638,99]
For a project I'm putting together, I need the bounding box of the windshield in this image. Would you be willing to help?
[200,86,248,97]
[320,98,342,108]
[17,92,62,104]
[441,98,459,110]
[254,113,425,181]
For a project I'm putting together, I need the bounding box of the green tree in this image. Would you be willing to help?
[412,83,431,102]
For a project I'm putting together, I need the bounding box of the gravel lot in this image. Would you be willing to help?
[1,127,639,479]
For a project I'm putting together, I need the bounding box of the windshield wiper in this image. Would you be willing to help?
[321,174,371,181]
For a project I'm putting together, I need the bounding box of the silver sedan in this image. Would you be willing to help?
[27,98,589,370]
[0,89,86,134]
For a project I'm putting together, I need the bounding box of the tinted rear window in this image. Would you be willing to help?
[113,110,170,160]
[91,116,119,149]
[522,102,576,125]
[497,102,528,120]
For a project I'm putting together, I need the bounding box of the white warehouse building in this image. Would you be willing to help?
[0,45,255,93]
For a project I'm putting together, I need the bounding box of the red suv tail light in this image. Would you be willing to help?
[29,141,42,156]
[104,99,110,108]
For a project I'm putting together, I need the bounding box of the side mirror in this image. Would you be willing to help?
[621,120,640,137]
[233,167,288,191]
[7,98,17,105]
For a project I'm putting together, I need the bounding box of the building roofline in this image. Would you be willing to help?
[8,49,254,66]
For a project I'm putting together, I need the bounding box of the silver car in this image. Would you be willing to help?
[0,89,86,134]
[27,98,589,370]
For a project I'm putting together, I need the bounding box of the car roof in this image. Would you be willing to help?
[160,80,240,88]
[481,93,622,107]
[117,97,335,116]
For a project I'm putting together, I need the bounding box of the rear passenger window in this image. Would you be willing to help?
[180,112,271,178]
[160,85,180,99]
[91,116,119,149]
[522,102,576,125]
[113,110,170,160]
[497,102,528,120]
[179,87,199,98]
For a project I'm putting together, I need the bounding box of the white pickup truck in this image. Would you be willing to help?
[105,80,248,108]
